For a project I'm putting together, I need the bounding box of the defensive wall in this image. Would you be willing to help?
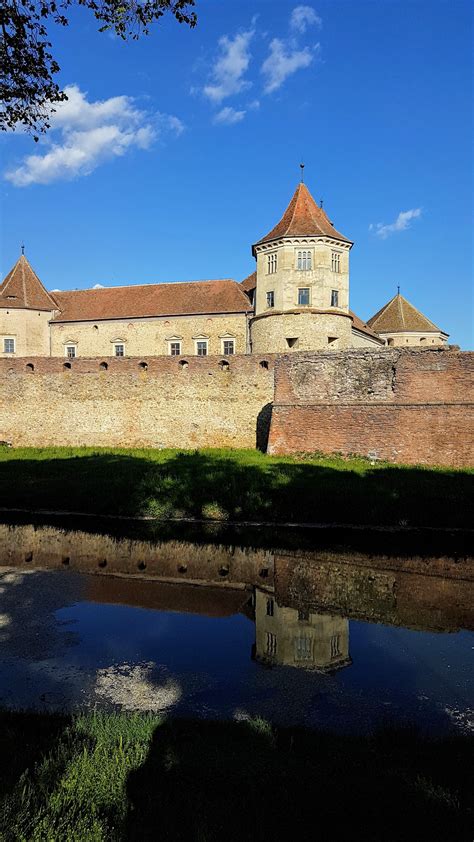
[268,347,474,467]
[0,347,473,466]
[0,354,275,450]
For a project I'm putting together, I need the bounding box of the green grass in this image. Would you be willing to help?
[0,710,472,841]
[0,446,472,528]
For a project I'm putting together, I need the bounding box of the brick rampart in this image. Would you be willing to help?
[267,347,474,466]
[0,354,275,449]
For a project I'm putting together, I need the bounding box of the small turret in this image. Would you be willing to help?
[0,253,58,356]
[367,292,449,347]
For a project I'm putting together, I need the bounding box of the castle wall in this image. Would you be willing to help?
[50,312,248,358]
[0,354,274,448]
[268,347,474,467]
[250,311,353,353]
[380,331,447,347]
[0,348,472,467]
[0,308,53,357]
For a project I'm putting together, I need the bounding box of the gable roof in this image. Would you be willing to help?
[0,255,58,311]
[367,293,447,335]
[51,279,252,322]
[253,183,352,254]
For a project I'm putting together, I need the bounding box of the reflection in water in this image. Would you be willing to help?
[0,519,472,731]
[254,587,351,672]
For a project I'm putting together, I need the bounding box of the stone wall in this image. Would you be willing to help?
[1,347,472,466]
[0,354,275,448]
[0,308,53,357]
[250,310,353,353]
[267,347,474,467]
[50,312,248,358]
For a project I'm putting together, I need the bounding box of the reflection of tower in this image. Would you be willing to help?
[254,587,351,672]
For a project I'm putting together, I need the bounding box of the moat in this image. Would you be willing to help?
[0,517,472,734]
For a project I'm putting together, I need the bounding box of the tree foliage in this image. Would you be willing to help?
[0,0,197,140]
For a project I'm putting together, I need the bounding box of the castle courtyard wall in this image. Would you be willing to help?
[267,347,474,467]
[50,312,248,358]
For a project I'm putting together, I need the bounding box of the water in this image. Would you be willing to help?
[0,518,472,734]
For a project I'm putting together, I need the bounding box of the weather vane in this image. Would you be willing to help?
[299,162,305,183]
[320,198,324,209]
[397,284,400,295]
[21,243,25,255]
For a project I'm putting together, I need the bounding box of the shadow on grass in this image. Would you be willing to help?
[0,449,472,529]
[0,712,472,842]
[124,719,473,842]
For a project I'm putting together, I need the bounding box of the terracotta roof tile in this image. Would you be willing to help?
[350,310,384,342]
[253,183,352,253]
[0,255,58,311]
[52,279,252,322]
[367,293,447,334]
[241,271,256,293]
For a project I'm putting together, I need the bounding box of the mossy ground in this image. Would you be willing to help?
[0,446,472,528]
[0,710,472,841]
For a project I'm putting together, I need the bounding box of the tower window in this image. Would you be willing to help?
[266,290,275,308]
[3,338,15,354]
[266,598,274,617]
[196,340,208,356]
[298,288,310,306]
[295,636,312,661]
[114,344,125,357]
[267,253,277,274]
[297,250,312,271]
[65,345,76,359]
[330,634,341,659]
[169,341,181,356]
[331,252,341,273]
[266,632,277,656]
[331,289,339,307]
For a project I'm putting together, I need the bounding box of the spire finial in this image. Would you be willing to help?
[320,198,323,209]
[21,243,25,256]
[397,284,400,295]
[299,162,304,183]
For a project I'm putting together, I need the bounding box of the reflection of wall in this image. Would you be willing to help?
[274,555,474,633]
[254,587,351,672]
[0,523,274,587]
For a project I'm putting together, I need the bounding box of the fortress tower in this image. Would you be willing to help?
[250,178,354,353]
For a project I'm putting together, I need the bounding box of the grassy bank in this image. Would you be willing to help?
[0,710,472,841]
[0,447,472,528]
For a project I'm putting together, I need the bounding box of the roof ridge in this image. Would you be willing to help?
[398,294,406,329]
[53,278,238,293]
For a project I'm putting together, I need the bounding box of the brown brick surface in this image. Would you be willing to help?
[268,348,474,467]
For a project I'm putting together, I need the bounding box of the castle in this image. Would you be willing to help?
[0,180,448,359]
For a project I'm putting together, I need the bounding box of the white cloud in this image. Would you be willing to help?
[262,38,317,94]
[290,5,322,34]
[370,208,422,239]
[5,85,183,187]
[203,27,255,103]
[213,106,246,125]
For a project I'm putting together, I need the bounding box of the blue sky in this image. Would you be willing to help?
[1,0,472,346]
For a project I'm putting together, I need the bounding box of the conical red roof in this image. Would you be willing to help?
[0,255,58,311]
[253,183,351,254]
